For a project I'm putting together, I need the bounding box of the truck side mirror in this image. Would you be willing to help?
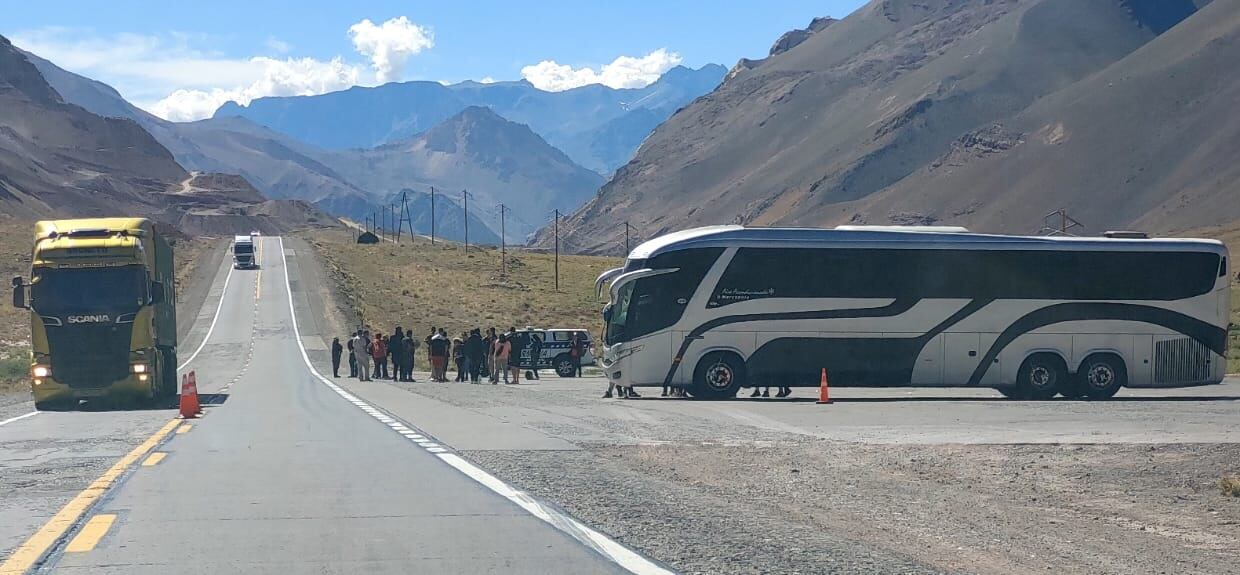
[11,276,26,309]
[149,281,165,304]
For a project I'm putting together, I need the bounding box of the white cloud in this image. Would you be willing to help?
[479,76,497,84]
[148,57,360,122]
[10,22,440,122]
[348,16,434,84]
[520,48,682,92]
[265,37,292,54]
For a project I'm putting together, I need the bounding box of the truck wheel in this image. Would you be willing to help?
[1080,354,1125,400]
[161,348,179,398]
[1015,354,1066,400]
[691,352,745,400]
[554,354,575,378]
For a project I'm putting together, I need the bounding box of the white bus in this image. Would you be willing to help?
[596,226,1230,400]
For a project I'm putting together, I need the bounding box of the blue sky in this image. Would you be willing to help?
[3,0,867,121]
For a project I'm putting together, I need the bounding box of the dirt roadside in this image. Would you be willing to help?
[291,235,1240,575]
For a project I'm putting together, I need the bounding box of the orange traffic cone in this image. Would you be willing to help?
[816,368,833,404]
[179,371,200,419]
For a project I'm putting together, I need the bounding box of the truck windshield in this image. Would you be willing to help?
[235,244,254,254]
[31,265,147,313]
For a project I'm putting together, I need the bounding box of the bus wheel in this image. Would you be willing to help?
[554,354,576,378]
[1016,354,1066,400]
[1080,354,1125,400]
[692,352,745,400]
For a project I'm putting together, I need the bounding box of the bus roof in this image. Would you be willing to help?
[628,225,1226,260]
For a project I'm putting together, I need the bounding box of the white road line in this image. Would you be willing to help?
[0,411,40,427]
[178,258,236,370]
[275,237,674,575]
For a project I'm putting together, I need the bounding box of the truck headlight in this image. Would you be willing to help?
[131,364,148,374]
[32,365,50,378]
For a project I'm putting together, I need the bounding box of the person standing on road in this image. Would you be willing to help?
[452,333,466,382]
[482,328,496,381]
[528,332,542,380]
[486,334,500,384]
[430,329,449,382]
[356,331,373,381]
[402,335,417,382]
[425,327,437,378]
[465,328,485,383]
[507,329,524,384]
[347,331,358,378]
[372,333,388,380]
[389,327,405,381]
[569,333,584,378]
[331,337,343,378]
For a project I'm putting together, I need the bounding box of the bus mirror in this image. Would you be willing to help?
[149,281,165,304]
[602,304,613,323]
[11,276,27,309]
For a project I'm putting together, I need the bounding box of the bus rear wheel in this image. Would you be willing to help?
[1015,354,1066,400]
[691,352,745,400]
[1080,354,1125,400]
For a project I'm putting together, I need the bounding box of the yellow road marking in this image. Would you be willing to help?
[176,423,192,434]
[256,270,262,300]
[63,514,116,553]
[0,419,180,575]
[141,452,167,467]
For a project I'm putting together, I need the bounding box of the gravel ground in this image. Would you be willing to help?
[469,442,1240,575]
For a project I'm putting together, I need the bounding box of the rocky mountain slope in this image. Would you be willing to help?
[22,48,600,242]
[545,0,1233,253]
[215,65,727,174]
[322,106,605,241]
[0,35,333,234]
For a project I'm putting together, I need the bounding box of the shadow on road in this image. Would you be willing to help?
[38,393,231,413]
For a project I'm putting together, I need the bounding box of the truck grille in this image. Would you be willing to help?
[1153,337,1212,385]
[46,323,133,388]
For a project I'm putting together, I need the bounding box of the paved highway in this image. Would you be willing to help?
[0,237,663,574]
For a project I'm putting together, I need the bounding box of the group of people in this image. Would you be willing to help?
[330,327,418,382]
[330,325,588,385]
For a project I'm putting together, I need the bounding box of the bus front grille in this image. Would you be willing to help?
[1153,337,1211,385]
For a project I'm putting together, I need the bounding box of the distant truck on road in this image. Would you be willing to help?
[234,234,256,268]
[11,218,178,410]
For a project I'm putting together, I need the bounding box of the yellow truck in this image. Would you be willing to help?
[11,218,177,409]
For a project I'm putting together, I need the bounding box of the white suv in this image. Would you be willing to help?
[511,328,595,377]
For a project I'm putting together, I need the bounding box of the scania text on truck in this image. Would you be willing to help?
[11,218,178,409]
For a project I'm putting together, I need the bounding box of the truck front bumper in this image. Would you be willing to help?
[32,373,154,403]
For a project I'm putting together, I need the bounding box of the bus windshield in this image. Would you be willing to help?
[605,281,636,344]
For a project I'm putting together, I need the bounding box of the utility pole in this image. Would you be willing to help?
[396,191,413,243]
[430,187,436,245]
[554,209,560,292]
[624,221,633,255]
[498,204,510,276]
[389,203,396,243]
[462,189,471,253]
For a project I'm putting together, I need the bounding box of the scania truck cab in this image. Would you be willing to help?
[11,218,178,409]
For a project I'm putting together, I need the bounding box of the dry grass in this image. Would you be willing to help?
[1222,475,1240,497]
[300,229,621,340]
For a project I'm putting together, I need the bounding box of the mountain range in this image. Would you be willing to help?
[18,48,722,243]
[0,35,332,235]
[545,0,1240,253]
[214,64,727,175]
